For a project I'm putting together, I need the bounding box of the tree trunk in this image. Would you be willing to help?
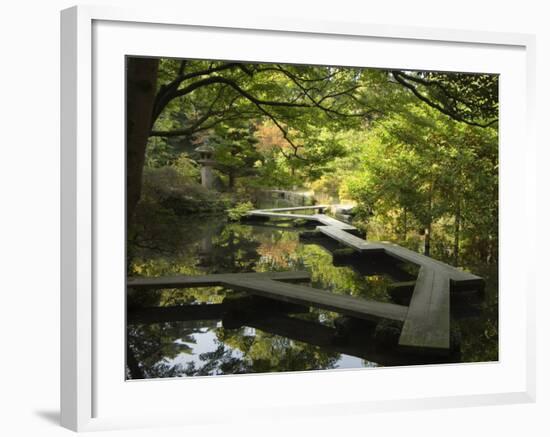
[403,208,408,241]
[453,202,461,266]
[424,222,431,257]
[424,186,433,257]
[126,57,159,224]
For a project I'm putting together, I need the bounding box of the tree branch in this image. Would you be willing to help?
[250,103,308,161]
[391,71,497,128]
[271,65,374,119]
[152,63,244,124]
[150,89,240,138]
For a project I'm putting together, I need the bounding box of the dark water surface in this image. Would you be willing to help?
[126,213,498,379]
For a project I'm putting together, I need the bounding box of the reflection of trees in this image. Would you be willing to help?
[126,215,498,378]
[256,236,299,269]
[127,322,203,379]
[254,228,307,272]
[182,343,250,376]
[127,300,457,379]
[455,263,498,362]
[180,329,339,377]
[222,328,339,373]
[206,224,261,273]
[128,323,341,379]
[256,235,395,304]
[129,213,225,263]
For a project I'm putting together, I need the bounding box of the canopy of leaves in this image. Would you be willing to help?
[391,70,498,127]
[127,58,500,377]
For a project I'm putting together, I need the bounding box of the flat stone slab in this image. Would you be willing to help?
[128,271,311,289]
[227,278,408,323]
[131,206,485,354]
[128,270,408,324]
[316,224,482,351]
[247,209,356,231]
[244,205,484,353]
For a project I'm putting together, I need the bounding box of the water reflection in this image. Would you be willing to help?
[127,213,497,379]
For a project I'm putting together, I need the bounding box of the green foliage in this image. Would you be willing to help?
[127,214,498,377]
[146,60,390,188]
[226,201,254,221]
[137,58,500,268]
[172,153,200,179]
[391,70,498,127]
[144,136,175,168]
[128,59,500,378]
[208,121,263,189]
[139,165,226,216]
[344,102,498,263]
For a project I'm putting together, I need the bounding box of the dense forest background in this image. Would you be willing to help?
[127,57,498,268]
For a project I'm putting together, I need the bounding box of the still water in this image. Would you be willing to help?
[126,213,498,379]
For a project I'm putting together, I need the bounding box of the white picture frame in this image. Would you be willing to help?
[60,5,536,432]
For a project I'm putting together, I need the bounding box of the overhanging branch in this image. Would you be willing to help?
[391,71,498,128]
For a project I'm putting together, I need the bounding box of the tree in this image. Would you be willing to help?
[126,57,160,222]
[390,70,498,128]
[126,59,379,221]
[208,121,262,189]
[346,102,497,261]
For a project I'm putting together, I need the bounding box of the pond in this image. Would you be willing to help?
[126,212,498,379]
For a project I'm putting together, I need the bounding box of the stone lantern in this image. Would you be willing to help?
[195,143,216,189]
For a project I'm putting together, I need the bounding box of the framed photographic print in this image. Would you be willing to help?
[61,5,536,432]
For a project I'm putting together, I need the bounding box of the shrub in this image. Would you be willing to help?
[172,153,200,180]
[140,166,226,215]
[226,201,254,221]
